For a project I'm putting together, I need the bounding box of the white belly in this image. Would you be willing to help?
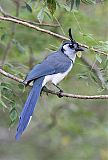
[42,63,72,86]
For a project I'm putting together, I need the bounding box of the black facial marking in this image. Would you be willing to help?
[69,44,74,49]
[61,46,66,52]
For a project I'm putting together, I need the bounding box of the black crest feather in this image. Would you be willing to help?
[69,28,76,44]
[68,28,73,41]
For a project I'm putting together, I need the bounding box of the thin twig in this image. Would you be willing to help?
[0,6,60,27]
[1,3,20,65]
[0,16,67,39]
[0,15,107,56]
[1,41,12,65]
[0,68,108,99]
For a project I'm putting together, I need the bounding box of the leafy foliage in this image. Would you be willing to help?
[95,41,108,52]
[47,0,56,15]
[23,0,102,19]
[25,2,32,13]
[0,82,18,124]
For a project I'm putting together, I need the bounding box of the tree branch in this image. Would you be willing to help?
[0,68,108,99]
[0,6,60,27]
[0,15,107,56]
[0,16,66,39]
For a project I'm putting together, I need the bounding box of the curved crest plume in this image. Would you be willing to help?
[68,28,75,42]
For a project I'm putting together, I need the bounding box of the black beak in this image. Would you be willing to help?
[75,47,84,52]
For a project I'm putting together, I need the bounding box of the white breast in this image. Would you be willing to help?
[42,63,72,86]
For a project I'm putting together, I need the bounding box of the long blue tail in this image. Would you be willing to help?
[15,77,44,140]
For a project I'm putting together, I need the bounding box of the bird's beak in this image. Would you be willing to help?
[75,47,84,52]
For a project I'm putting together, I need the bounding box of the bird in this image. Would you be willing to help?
[15,29,84,140]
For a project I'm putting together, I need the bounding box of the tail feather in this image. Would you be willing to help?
[15,77,44,140]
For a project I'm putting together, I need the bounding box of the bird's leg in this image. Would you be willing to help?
[53,84,63,92]
[40,86,49,96]
[52,84,63,98]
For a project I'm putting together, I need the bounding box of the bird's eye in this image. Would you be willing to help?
[69,44,74,49]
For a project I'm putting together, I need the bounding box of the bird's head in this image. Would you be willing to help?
[61,29,84,62]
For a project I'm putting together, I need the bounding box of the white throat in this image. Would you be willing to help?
[63,45,76,63]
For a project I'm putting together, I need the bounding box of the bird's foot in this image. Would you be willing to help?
[57,89,63,98]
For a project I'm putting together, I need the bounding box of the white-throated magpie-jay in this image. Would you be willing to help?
[15,29,84,140]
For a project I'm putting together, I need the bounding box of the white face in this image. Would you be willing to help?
[62,43,77,62]
[63,43,77,53]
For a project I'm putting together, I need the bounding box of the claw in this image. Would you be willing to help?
[57,90,63,98]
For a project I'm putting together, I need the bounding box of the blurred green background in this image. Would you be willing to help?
[0,0,108,160]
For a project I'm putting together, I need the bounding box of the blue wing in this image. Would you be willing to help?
[24,51,72,85]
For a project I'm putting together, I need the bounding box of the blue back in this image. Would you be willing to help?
[24,51,72,83]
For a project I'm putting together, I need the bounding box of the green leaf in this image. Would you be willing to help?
[25,2,32,13]
[2,95,14,103]
[37,8,45,23]
[9,108,18,122]
[0,85,11,91]
[1,82,16,104]
[2,64,17,75]
[103,57,108,70]
[71,0,74,10]
[3,64,12,73]
[44,11,52,20]
[60,4,71,11]
[47,0,56,15]
[30,0,36,2]
[96,54,102,63]
[0,82,12,91]
[18,83,25,92]
[89,72,98,83]
[1,33,8,41]
[95,41,108,52]
[55,1,61,8]
[78,74,88,79]
[81,0,95,5]
[0,100,7,108]
[17,72,25,79]
[76,0,80,9]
